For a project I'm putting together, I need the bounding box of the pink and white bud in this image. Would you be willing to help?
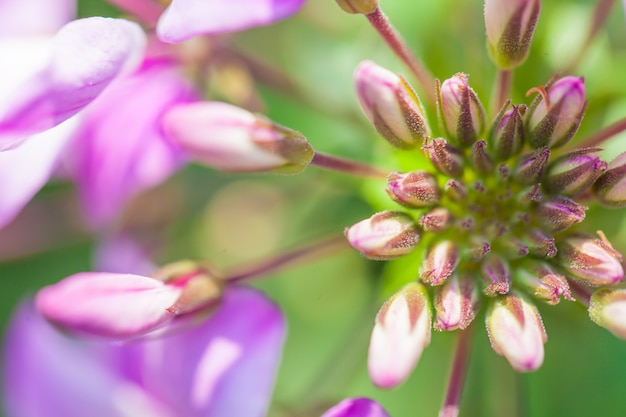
[527,76,586,149]
[35,265,223,339]
[162,101,313,174]
[481,255,512,295]
[419,239,460,286]
[536,196,587,233]
[386,170,441,208]
[434,273,480,331]
[368,283,431,389]
[589,288,626,339]
[437,73,486,147]
[422,138,464,178]
[335,0,378,14]
[484,0,541,69]
[354,61,429,149]
[546,147,607,196]
[486,293,547,372]
[515,260,573,305]
[345,211,420,260]
[419,207,453,232]
[593,152,626,208]
[558,234,624,286]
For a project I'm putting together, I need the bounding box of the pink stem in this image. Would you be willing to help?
[578,116,626,148]
[439,326,474,417]
[107,0,164,26]
[492,69,512,118]
[311,152,389,179]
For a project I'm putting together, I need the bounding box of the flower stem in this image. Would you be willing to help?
[491,69,512,118]
[107,0,164,26]
[439,325,474,417]
[223,235,348,283]
[366,7,437,108]
[578,116,626,148]
[311,152,389,179]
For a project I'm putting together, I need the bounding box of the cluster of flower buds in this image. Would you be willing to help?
[345,64,625,387]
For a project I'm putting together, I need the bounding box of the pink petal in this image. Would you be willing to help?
[94,233,157,276]
[0,17,146,145]
[321,398,391,417]
[0,0,75,36]
[68,59,196,227]
[156,0,306,43]
[35,272,183,339]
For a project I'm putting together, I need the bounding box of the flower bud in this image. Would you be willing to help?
[490,104,525,161]
[422,138,464,178]
[470,140,494,175]
[386,171,441,208]
[545,147,607,196]
[522,228,557,258]
[345,211,420,260]
[513,146,550,185]
[558,234,624,286]
[445,179,468,201]
[515,260,573,305]
[437,73,486,147]
[481,255,511,296]
[536,196,586,233]
[592,152,626,207]
[484,0,541,69]
[368,283,431,389]
[162,101,313,174]
[527,76,586,149]
[354,61,429,149]
[419,240,460,286]
[589,288,626,339]
[486,293,547,372]
[419,207,453,232]
[335,0,378,14]
[434,273,480,331]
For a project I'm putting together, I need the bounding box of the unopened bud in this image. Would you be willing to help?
[445,179,468,201]
[437,73,486,147]
[484,0,541,69]
[466,236,491,260]
[558,234,624,286]
[536,196,586,233]
[515,260,573,305]
[434,273,480,331]
[481,255,512,296]
[513,146,550,184]
[354,61,429,149]
[546,147,607,196]
[486,293,547,372]
[336,0,378,14]
[423,138,464,178]
[589,288,626,339]
[419,240,460,286]
[163,102,313,174]
[345,211,420,260]
[527,76,586,149]
[592,152,626,207]
[419,207,453,232]
[471,140,494,175]
[490,104,525,160]
[522,228,557,258]
[498,237,529,259]
[368,283,431,389]
[386,171,441,207]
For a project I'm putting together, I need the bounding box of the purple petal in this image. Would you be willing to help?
[0,0,75,36]
[321,398,391,417]
[94,233,157,275]
[68,59,196,227]
[125,286,286,417]
[0,118,76,229]
[156,0,306,43]
[3,302,175,417]
[0,17,145,144]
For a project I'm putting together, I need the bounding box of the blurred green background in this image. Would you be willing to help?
[2,0,626,416]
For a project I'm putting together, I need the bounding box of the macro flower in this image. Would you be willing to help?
[321,398,390,417]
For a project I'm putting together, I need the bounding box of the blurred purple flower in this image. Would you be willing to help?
[4,286,286,417]
[321,398,391,417]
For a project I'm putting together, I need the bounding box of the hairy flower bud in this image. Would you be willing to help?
[445,179,468,201]
[345,211,420,260]
[545,147,607,196]
[515,260,573,305]
[490,104,525,160]
[592,152,626,207]
[336,0,378,14]
[163,101,313,174]
[471,140,494,175]
[527,76,586,149]
[419,240,460,286]
[484,0,541,69]
[386,171,441,207]
[481,255,512,295]
[368,283,431,389]
[522,228,557,258]
[536,196,586,233]
[434,273,480,331]
[589,288,626,339]
[422,138,464,178]
[354,61,429,149]
[558,234,624,286]
[486,293,547,372]
[437,73,486,147]
[419,207,453,232]
[513,146,550,184]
